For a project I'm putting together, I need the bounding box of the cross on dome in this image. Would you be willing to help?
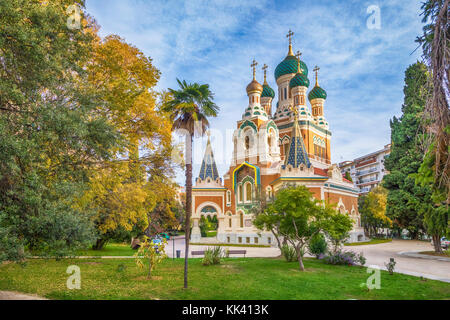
[286,29,294,45]
[313,66,320,86]
[262,63,268,83]
[251,59,258,80]
[295,50,303,73]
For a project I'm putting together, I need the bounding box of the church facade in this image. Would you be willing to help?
[191,32,364,245]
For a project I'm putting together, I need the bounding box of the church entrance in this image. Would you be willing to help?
[199,206,219,238]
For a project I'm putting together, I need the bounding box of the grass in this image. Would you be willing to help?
[190,243,271,248]
[345,238,392,246]
[419,250,450,258]
[0,257,448,300]
[76,243,136,256]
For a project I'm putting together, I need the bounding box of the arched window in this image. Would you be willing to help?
[240,212,244,228]
[229,218,232,228]
[226,190,231,206]
[238,185,243,203]
[245,136,250,150]
[245,182,252,202]
[284,87,287,100]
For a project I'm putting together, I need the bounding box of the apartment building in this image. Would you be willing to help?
[338,144,391,195]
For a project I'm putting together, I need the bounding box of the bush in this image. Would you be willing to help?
[385,258,396,275]
[323,250,366,266]
[202,246,224,266]
[281,244,298,262]
[308,233,328,258]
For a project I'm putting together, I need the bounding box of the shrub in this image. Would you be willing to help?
[323,250,366,266]
[202,246,223,266]
[385,258,396,275]
[308,233,328,258]
[281,244,298,262]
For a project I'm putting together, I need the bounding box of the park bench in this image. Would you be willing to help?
[191,249,247,258]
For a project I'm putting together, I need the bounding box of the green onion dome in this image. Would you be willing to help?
[289,72,310,89]
[261,84,275,98]
[275,55,308,80]
[308,85,327,100]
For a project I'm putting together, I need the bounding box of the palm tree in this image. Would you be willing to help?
[163,79,218,288]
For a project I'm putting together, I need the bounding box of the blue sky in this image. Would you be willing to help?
[85,0,425,183]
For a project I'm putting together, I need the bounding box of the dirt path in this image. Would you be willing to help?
[0,291,48,300]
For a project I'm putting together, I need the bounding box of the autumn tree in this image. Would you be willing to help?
[359,187,392,237]
[79,35,175,250]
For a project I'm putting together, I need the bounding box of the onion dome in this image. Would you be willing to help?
[289,57,310,89]
[261,84,275,98]
[289,72,310,88]
[246,79,263,94]
[308,66,327,100]
[247,59,263,94]
[308,86,327,100]
[275,43,308,80]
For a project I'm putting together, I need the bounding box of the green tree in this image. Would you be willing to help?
[325,211,354,253]
[383,62,431,239]
[414,145,449,252]
[414,0,449,253]
[415,0,449,200]
[254,186,353,271]
[162,79,219,288]
[0,0,117,261]
[344,171,353,182]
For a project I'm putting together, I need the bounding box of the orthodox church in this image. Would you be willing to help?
[191,31,364,245]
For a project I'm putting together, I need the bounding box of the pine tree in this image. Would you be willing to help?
[382,62,433,239]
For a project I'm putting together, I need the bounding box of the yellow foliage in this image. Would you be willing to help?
[366,186,392,226]
[77,33,176,237]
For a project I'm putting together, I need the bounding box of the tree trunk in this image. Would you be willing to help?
[432,234,443,254]
[184,133,193,289]
[92,238,107,250]
[297,252,305,271]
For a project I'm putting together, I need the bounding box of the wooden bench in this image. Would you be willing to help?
[191,249,247,258]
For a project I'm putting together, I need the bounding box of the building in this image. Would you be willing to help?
[191,31,364,245]
[338,144,391,195]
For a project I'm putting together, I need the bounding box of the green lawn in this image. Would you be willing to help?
[76,243,136,256]
[419,250,450,258]
[345,239,392,246]
[1,257,448,300]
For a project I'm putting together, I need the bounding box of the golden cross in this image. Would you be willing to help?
[295,50,302,73]
[286,29,294,45]
[262,64,268,82]
[313,65,320,86]
[251,59,258,80]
